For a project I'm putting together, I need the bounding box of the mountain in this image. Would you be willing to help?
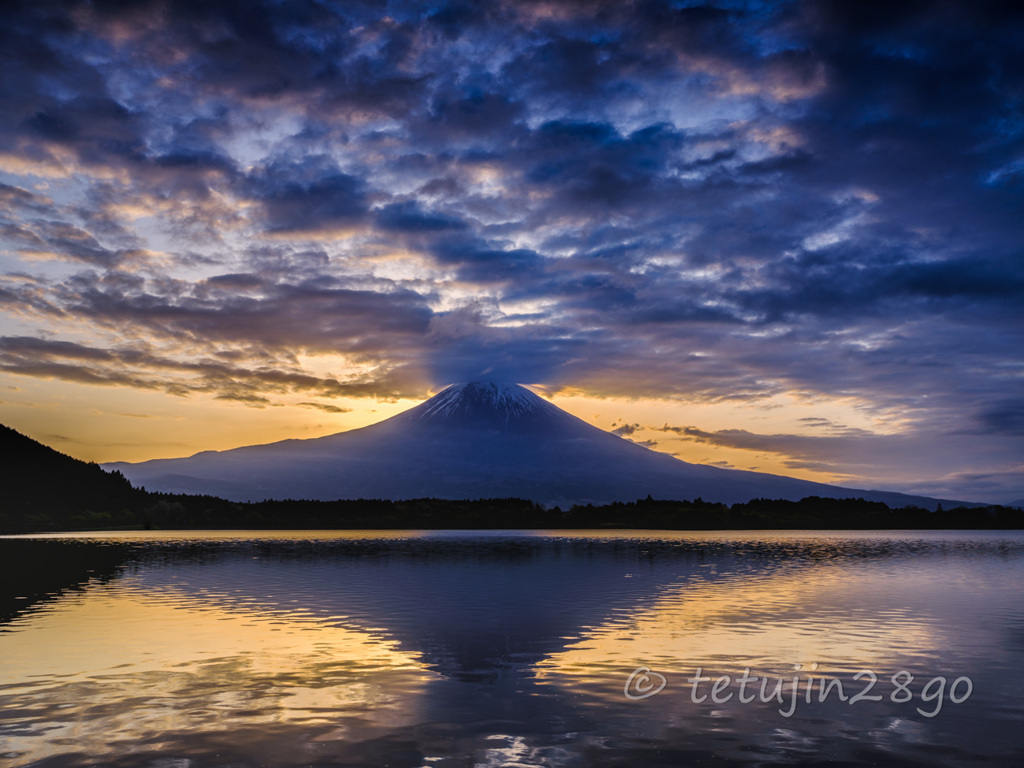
[104,382,973,509]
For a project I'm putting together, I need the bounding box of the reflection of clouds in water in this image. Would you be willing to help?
[536,561,949,695]
[0,579,432,766]
[529,555,1022,765]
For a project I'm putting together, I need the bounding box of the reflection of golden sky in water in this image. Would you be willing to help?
[536,560,946,696]
[0,577,435,766]
[6,529,436,542]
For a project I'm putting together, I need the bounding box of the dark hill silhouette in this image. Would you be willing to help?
[1,424,142,530]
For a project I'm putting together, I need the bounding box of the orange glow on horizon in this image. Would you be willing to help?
[0,371,907,490]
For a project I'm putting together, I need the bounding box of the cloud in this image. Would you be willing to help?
[0,0,1022,499]
[374,201,467,233]
[45,271,435,355]
[652,421,1024,502]
[246,157,369,235]
[429,237,544,283]
[297,401,352,414]
[659,424,891,469]
[0,335,419,402]
[974,399,1024,437]
[610,422,639,437]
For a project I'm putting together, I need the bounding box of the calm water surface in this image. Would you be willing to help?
[1,530,1023,767]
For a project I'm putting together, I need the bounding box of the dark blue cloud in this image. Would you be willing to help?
[245,157,368,233]
[425,89,525,139]
[428,237,544,284]
[975,399,1024,437]
[374,201,467,233]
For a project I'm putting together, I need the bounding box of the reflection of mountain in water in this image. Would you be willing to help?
[6,534,1016,684]
[136,537,719,682]
[101,535,1009,679]
[6,535,1008,682]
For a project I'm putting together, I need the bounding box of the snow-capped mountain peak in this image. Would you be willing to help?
[399,382,575,431]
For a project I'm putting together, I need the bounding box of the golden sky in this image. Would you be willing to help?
[1,370,972,493]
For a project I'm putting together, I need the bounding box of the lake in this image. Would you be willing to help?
[1,530,1023,767]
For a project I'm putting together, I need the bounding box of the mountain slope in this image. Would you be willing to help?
[105,382,973,508]
[1,424,142,528]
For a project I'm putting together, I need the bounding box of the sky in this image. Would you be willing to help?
[1,0,1022,503]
